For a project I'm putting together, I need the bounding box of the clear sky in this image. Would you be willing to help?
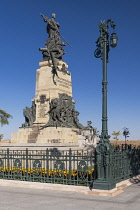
[0,0,140,141]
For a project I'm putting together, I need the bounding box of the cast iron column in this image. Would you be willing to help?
[101,24,108,142]
[93,19,118,190]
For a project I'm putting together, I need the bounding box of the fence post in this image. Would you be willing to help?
[26,148,28,180]
[46,148,49,175]
[7,148,10,178]
[69,149,72,183]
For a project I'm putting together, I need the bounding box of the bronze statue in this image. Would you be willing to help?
[22,101,36,127]
[41,13,60,40]
[39,13,71,84]
[41,93,83,129]
[39,13,66,61]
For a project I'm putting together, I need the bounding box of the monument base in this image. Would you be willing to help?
[0,143,80,151]
[11,125,79,144]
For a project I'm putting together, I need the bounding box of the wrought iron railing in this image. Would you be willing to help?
[94,143,140,185]
[109,145,140,183]
[0,148,95,186]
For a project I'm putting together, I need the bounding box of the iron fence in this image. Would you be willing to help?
[94,143,140,184]
[113,146,140,183]
[0,148,95,186]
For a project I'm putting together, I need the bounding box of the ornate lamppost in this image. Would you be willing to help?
[93,20,118,190]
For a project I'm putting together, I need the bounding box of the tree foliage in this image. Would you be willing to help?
[123,127,130,141]
[0,109,12,126]
[0,109,12,141]
[112,131,121,144]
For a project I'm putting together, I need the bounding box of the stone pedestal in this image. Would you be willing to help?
[11,60,80,144]
[11,126,79,144]
[34,60,72,125]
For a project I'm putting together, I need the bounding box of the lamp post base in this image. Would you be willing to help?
[93,179,116,190]
[92,141,116,190]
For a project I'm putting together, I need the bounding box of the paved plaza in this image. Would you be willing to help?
[0,181,139,210]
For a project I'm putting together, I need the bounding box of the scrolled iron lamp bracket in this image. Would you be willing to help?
[94,19,118,60]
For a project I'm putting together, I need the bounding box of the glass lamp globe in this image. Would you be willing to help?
[110,33,118,48]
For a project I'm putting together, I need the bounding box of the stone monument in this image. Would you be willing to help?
[78,121,98,147]
[11,13,83,145]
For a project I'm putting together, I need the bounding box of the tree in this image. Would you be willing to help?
[123,127,130,146]
[112,131,121,145]
[0,109,12,140]
[0,134,3,141]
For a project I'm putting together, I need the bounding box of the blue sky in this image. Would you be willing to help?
[0,0,140,141]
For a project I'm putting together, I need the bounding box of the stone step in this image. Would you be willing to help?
[27,127,40,143]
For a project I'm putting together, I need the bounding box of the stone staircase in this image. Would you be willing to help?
[27,125,41,143]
